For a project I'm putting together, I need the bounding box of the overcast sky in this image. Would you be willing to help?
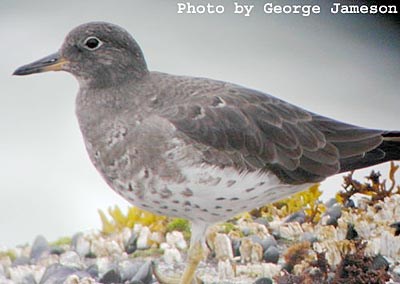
[1,0,399,247]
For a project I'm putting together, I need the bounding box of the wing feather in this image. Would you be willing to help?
[159,80,386,184]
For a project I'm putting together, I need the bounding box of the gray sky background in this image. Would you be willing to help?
[1,0,399,247]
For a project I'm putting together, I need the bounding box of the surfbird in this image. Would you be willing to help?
[14,22,400,283]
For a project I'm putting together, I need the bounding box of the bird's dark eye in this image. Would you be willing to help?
[83,36,102,50]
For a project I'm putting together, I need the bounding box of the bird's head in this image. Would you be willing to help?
[13,22,148,88]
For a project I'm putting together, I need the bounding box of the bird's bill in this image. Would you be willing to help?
[13,52,68,76]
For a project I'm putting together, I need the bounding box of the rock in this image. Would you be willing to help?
[344,199,355,208]
[121,227,132,246]
[0,276,13,284]
[8,265,39,284]
[9,263,45,283]
[165,231,187,250]
[99,269,121,284]
[254,277,273,284]
[325,198,337,208]
[105,240,124,256]
[85,264,99,279]
[119,260,142,281]
[249,235,263,248]
[392,265,400,282]
[137,227,151,250]
[214,233,233,261]
[284,210,306,224]
[253,217,269,227]
[59,251,82,269]
[12,256,30,266]
[39,264,89,284]
[372,254,389,270]
[275,222,304,240]
[150,231,165,246]
[241,227,251,236]
[163,246,182,264]
[49,246,65,256]
[72,233,91,258]
[390,221,400,236]
[260,263,281,278]
[95,257,114,279]
[250,235,277,252]
[30,235,49,262]
[125,232,138,254]
[263,246,280,264]
[300,232,317,244]
[239,238,253,263]
[345,223,359,240]
[91,237,123,257]
[313,240,356,267]
[35,254,60,268]
[130,260,152,284]
[251,242,263,263]
[321,204,342,226]
[262,236,278,251]
[231,238,241,257]
[217,259,234,279]
[64,274,96,284]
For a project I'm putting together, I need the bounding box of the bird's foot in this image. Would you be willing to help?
[152,261,204,284]
[152,241,205,284]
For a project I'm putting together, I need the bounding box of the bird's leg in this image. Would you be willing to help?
[152,240,205,284]
[179,240,204,284]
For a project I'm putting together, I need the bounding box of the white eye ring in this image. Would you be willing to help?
[83,36,103,50]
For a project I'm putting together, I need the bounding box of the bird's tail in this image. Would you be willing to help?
[380,131,400,160]
[339,131,400,173]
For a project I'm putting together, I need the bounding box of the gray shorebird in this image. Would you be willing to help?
[14,22,400,283]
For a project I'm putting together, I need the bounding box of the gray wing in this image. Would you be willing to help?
[160,82,386,184]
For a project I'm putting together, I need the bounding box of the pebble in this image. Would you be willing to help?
[217,258,234,279]
[284,210,306,224]
[125,232,138,254]
[251,242,263,263]
[322,204,342,226]
[263,246,280,264]
[12,256,30,266]
[239,238,253,264]
[72,233,91,258]
[300,232,317,244]
[165,231,187,250]
[3,193,400,283]
[253,217,269,227]
[163,246,182,264]
[49,246,65,256]
[85,264,99,279]
[371,254,390,270]
[99,268,121,284]
[129,260,153,283]
[59,251,82,269]
[8,265,43,284]
[137,226,151,250]
[119,260,142,281]
[214,233,233,261]
[231,238,241,257]
[40,264,89,284]
[253,277,273,284]
[30,235,49,262]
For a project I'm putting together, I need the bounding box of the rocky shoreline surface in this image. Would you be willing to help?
[2,171,400,283]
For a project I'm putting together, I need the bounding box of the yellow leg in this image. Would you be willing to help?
[180,241,204,284]
[152,241,205,284]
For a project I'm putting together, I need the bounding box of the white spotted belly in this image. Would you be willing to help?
[115,164,311,223]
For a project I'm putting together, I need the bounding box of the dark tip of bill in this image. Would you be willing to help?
[13,65,31,76]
